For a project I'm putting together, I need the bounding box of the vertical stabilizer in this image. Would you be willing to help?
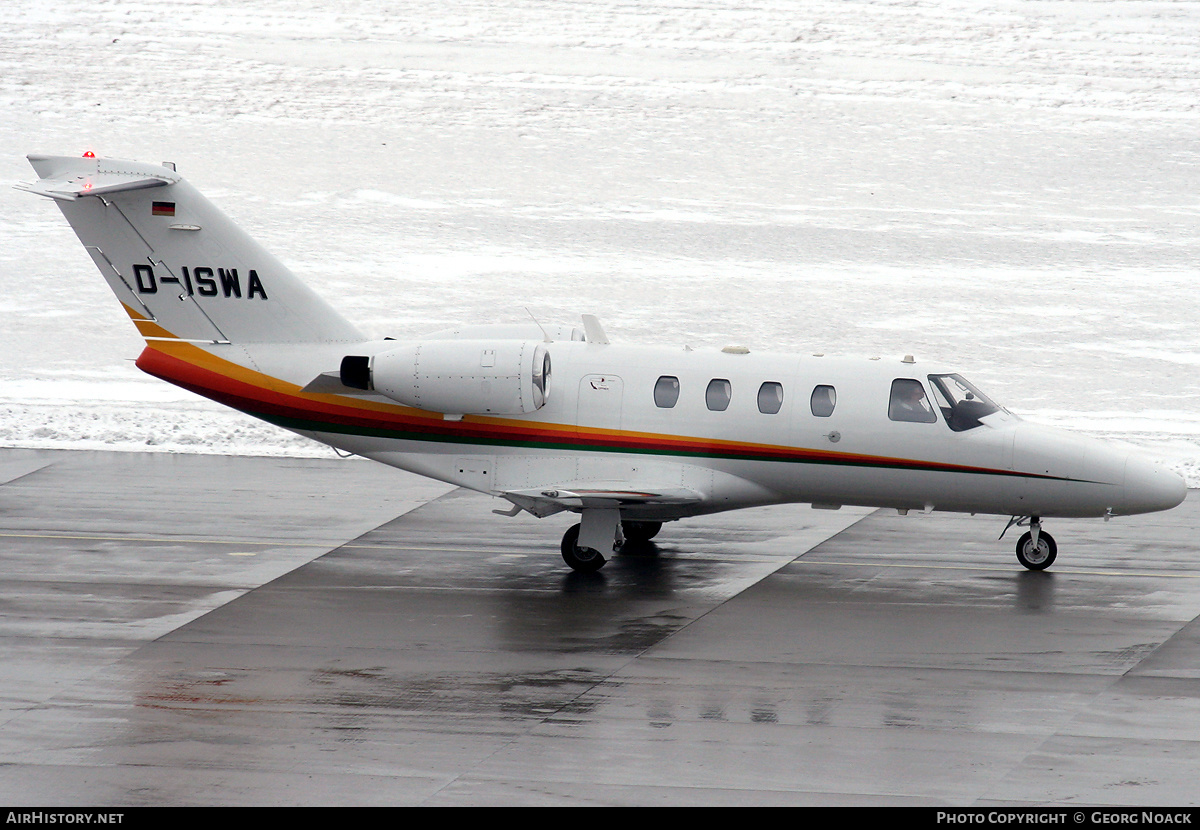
[21,154,364,345]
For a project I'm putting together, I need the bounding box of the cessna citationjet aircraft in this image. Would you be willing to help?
[19,153,1187,572]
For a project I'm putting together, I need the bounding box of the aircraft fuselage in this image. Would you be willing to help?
[219,338,1184,524]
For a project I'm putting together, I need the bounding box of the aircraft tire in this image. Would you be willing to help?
[1015,530,1057,571]
[621,520,662,543]
[561,524,607,573]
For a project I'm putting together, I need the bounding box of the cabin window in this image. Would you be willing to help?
[757,382,784,414]
[706,378,731,411]
[654,375,680,408]
[888,379,937,423]
[810,385,836,417]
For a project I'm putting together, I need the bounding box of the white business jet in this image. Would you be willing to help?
[19,153,1187,573]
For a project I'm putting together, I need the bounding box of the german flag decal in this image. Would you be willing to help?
[151,201,175,217]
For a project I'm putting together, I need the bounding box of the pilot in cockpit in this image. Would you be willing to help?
[889,379,937,423]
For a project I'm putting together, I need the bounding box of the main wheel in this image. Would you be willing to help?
[621,520,662,543]
[561,524,607,573]
[1016,530,1057,571]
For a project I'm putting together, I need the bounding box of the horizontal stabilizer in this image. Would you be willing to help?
[17,171,171,201]
[18,155,178,201]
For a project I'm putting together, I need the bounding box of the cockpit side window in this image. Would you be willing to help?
[928,374,1002,432]
[888,379,937,423]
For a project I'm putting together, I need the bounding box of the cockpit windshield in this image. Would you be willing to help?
[927,374,1009,432]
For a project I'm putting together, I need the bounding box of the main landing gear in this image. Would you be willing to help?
[560,506,623,573]
[561,524,607,573]
[1003,516,1058,571]
[560,514,665,573]
[621,520,662,543]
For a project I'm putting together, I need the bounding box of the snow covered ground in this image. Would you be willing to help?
[2,1,1199,480]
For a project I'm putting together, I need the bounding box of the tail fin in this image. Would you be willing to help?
[20,154,364,345]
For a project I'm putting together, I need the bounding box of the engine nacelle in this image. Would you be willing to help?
[342,340,551,415]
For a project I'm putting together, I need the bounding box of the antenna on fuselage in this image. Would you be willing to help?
[524,307,552,343]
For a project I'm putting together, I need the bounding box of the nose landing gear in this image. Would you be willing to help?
[1002,516,1058,571]
[1015,529,1057,570]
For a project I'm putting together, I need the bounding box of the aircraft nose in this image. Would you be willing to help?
[1121,454,1187,515]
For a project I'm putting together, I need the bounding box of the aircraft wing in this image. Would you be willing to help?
[498,485,704,518]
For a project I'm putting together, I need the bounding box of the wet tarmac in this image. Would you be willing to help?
[0,448,1197,806]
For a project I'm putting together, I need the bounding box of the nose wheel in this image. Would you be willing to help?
[1016,529,1057,570]
[1002,515,1058,571]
